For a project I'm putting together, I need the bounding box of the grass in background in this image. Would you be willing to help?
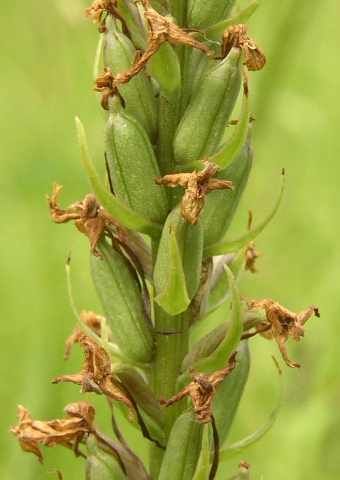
[1,1,339,479]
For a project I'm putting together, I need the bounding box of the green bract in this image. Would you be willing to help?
[153,204,204,315]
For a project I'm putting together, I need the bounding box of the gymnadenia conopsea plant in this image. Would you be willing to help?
[11,1,320,479]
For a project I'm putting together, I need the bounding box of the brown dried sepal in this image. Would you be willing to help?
[155,160,233,225]
[46,183,124,257]
[85,0,117,23]
[219,24,266,71]
[63,310,114,360]
[247,298,320,368]
[52,335,134,419]
[10,401,95,462]
[159,351,237,423]
[85,1,122,32]
[94,67,126,110]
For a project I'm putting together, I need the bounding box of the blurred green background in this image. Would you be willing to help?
[1,1,339,479]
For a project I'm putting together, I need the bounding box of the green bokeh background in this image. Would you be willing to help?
[1,1,339,479]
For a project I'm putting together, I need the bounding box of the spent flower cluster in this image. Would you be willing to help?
[11,1,318,479]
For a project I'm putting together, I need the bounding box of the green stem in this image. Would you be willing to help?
[149,303,190,478]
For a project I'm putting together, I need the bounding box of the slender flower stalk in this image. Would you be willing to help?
[11,1,319,479]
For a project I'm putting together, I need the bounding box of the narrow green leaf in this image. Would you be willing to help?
[219,362,283,461]
[188,266,242,374]
[203,170,285,257]
[209,92,250,170]
[205,0,262,40]
[212,340,250,445]
[75,117,162,238]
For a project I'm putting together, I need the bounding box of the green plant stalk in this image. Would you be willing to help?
[150,233,191,476]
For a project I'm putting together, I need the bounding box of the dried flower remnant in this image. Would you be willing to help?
[94,67,126,110]
[85,0,126,33]
[247,298,320,368]
[218,24,266,71]
[10,401,95,462]
[63,310,113,360]
[85,0,117,23]
[138,0,212,55]
[52,335,135,419]
[159,351,237,423]
[93,0,212,107]
[46,183,130,257]
[244,211,262,273]
[155,160,233,225]
[47,183,118,256]
[47,183,152,277]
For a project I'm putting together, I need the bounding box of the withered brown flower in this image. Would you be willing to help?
[219,24,266,71]
[93,0,212,106]
[247,298,320,368]
[159,351,237,423]
[63,310,114,360]
[155,160,233,225]
[10,401,95,462]
[46,183,124,257]
[94,67,126,110]
[52,335,134,419]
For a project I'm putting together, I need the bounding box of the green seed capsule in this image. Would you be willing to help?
[86,434,126,480]
[158,410,203,480]
[187,0,236,29]
[104,15,157,140]
[173,47,243,165]
[201,125,253,249]
[90,236,154,365]
[105,99,168,226]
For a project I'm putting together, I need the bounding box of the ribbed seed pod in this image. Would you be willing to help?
[105,99,168,226]
[85,434,126,480]
[201,125,253,248]
[187,0,236,29]
[103,15,157,140]
[90,236,154,365]
[173,48,243,165]
[158,410,203,480]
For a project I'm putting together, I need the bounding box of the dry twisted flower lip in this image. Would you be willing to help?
[244,298,320,368]
[155,160,233,225]
[159,351,237,423]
